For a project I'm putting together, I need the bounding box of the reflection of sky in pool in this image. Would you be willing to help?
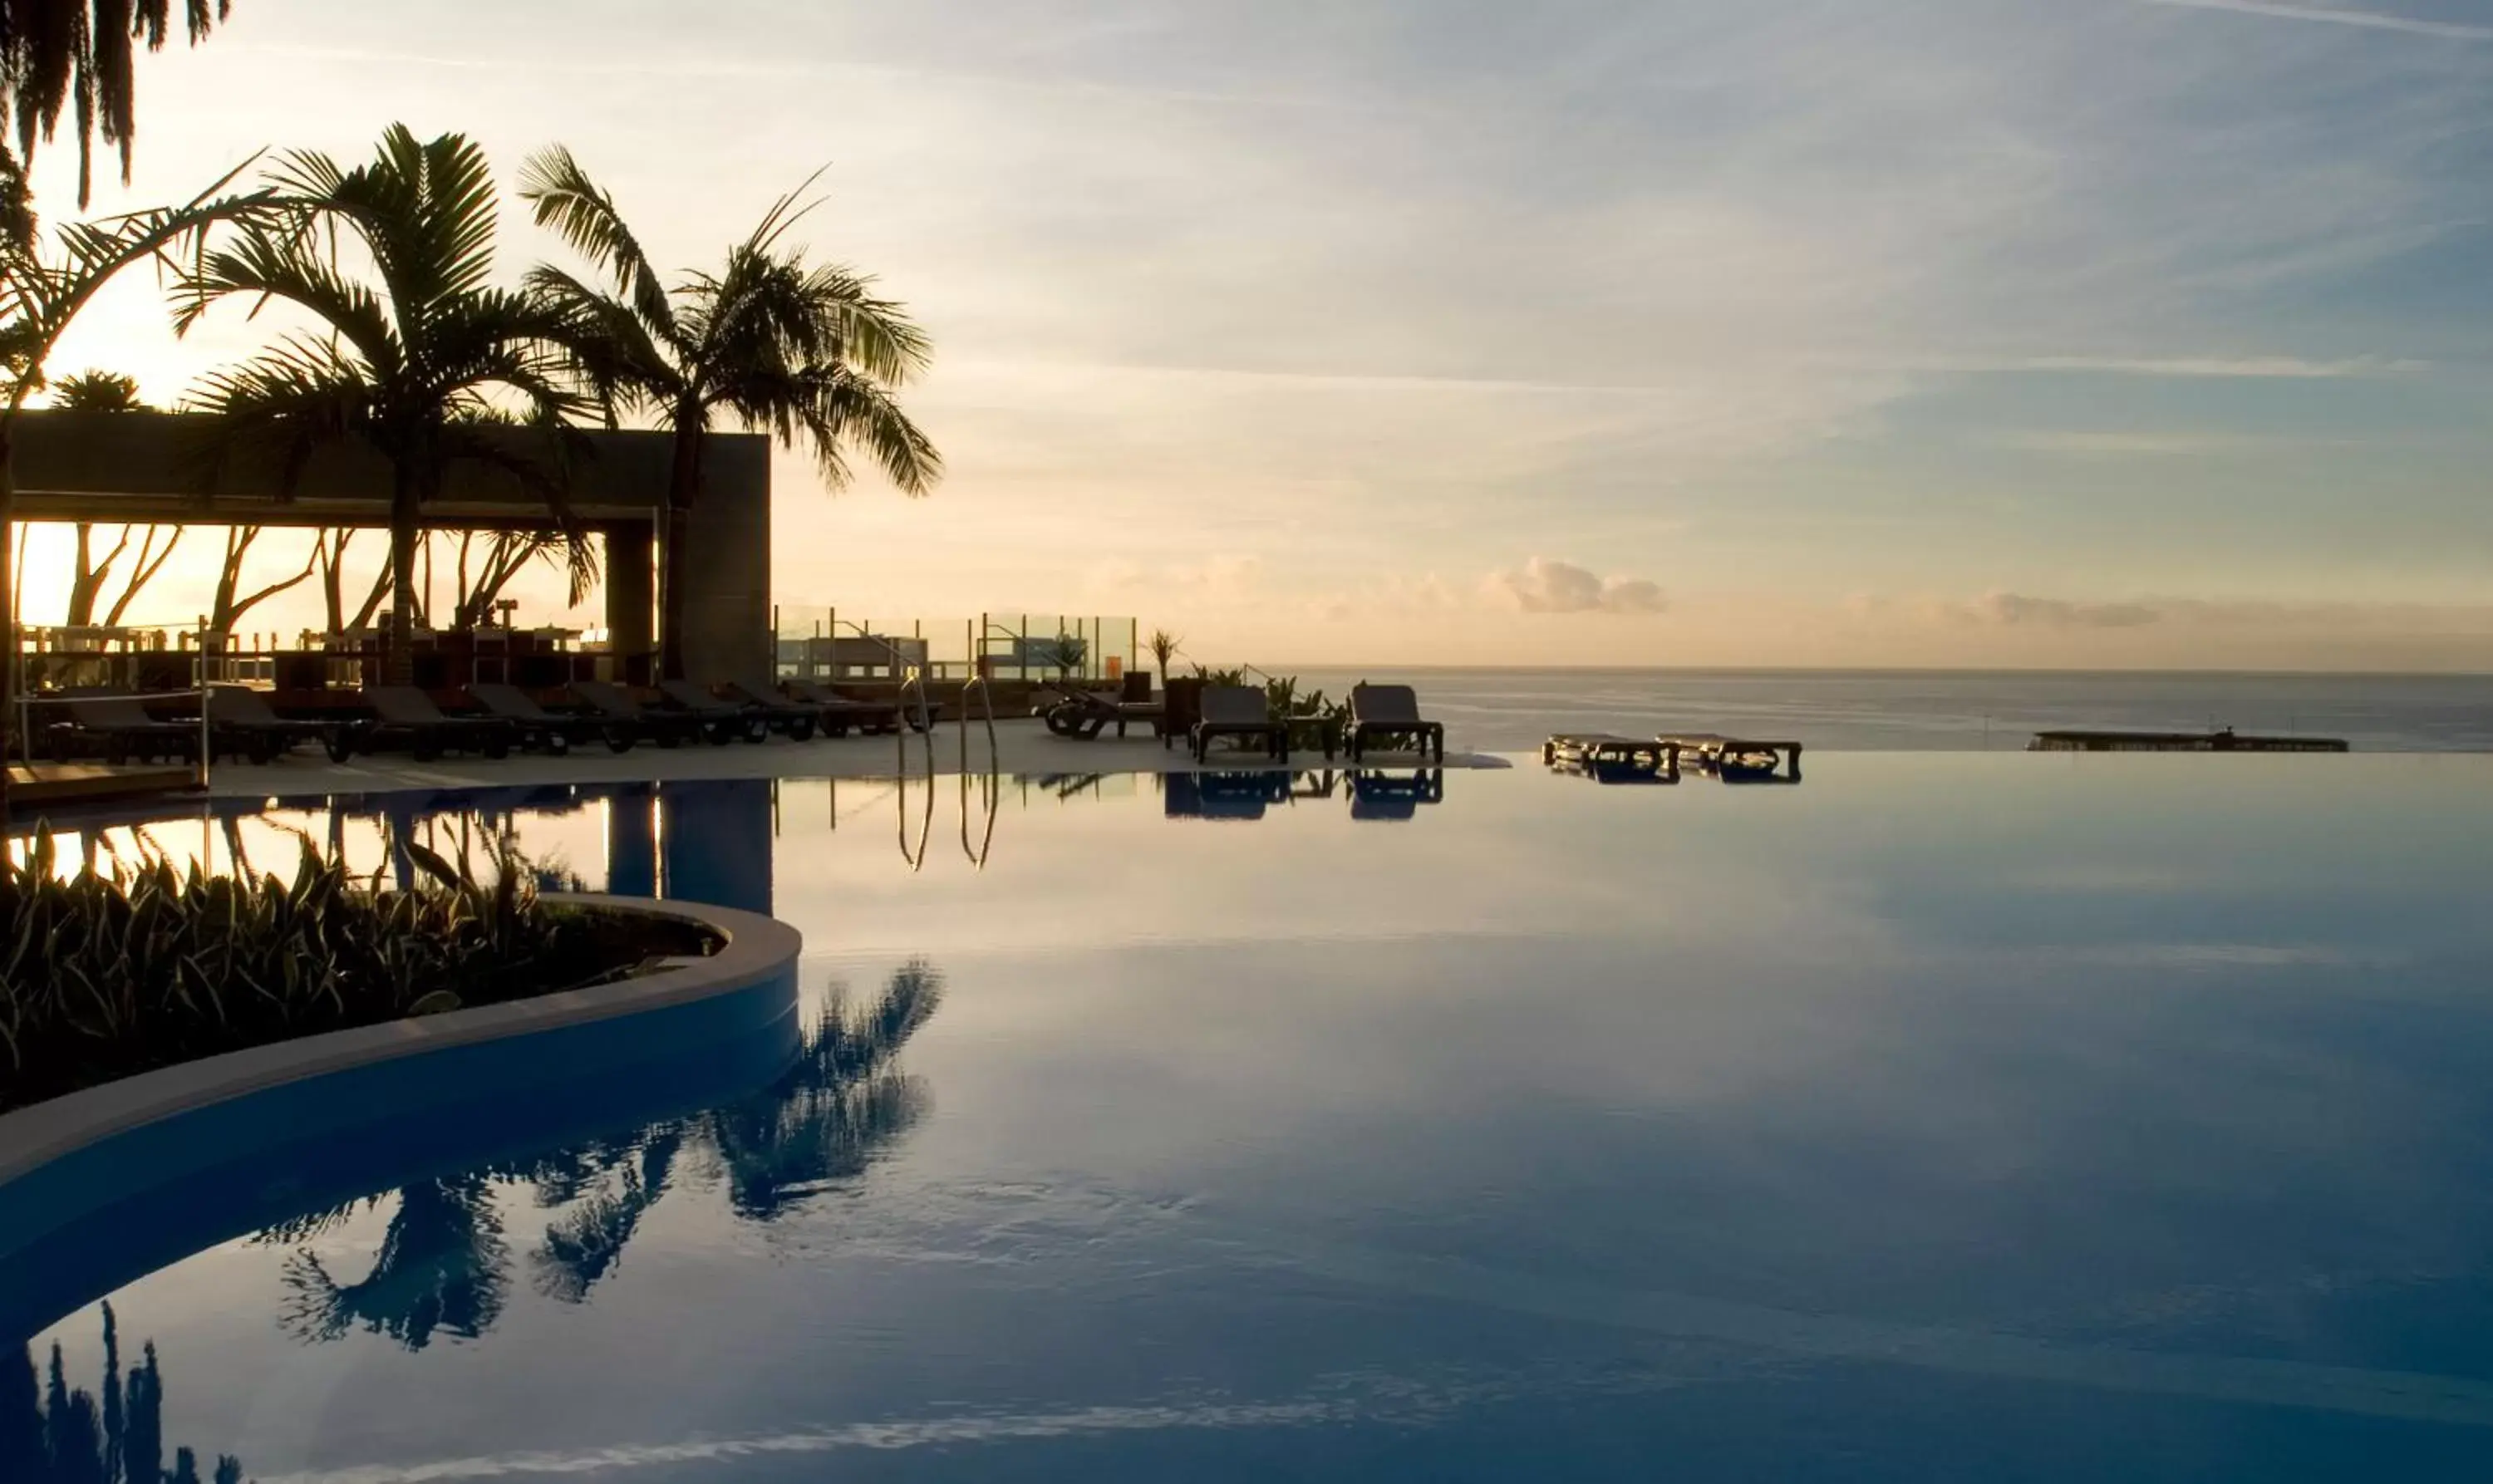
[11,755,2493,1481]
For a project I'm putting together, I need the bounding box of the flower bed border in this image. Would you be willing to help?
[0,893,801,1203]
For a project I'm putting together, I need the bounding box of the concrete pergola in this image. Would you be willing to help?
[7,409,773,678]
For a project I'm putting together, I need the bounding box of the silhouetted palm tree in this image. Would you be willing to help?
[519,148,939,679]
[0,2,232,224]
[49,369,145,410]
[179,126,591,683]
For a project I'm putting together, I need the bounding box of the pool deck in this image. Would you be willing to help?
[201,717,1500,799]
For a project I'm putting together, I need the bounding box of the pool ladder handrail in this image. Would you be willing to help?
[956,674,1001,867]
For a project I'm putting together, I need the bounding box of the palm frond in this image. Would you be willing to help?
[719,359,940,496]
[516,146,677,337]
[0,152,269,412]
[184,334,376,495]
[521,262,677,422]
[174,228,401,376]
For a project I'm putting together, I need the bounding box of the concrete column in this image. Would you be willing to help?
[676,436,773,680]
[604,525,654,665]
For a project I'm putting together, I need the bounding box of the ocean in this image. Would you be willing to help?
[1271,668,2493,753]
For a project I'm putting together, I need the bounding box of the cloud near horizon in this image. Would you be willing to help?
[1487,558,1668,616]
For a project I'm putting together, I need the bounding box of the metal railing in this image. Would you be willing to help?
[774,608,1140,685]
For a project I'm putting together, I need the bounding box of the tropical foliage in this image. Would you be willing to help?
[0,1,233,221]
[0,1305,243,1484]
[265,962,942,1349]
[1187,664,1349,725]
[1147,628,1181,680]
[49,369,145,410]
[0,827,716,1113]
[176,126,593,681]
[520,146,939,677]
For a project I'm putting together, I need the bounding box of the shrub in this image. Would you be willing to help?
[0,828,716,1113]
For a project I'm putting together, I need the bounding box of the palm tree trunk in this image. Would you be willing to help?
[386,464,422,686]
[659,420,704,682]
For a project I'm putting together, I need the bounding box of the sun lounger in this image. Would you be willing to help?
[570,681,709,748]
[346,686,516,763]
[1040,681,1164,740]
[654,679,772,744]
[204,685,342,764]
[1191,685,1287,763]
[470,682,637,754]
[711,676,830,741]
[48,695,200,765]
[1344,684,1444,764]
[776,678,905,737]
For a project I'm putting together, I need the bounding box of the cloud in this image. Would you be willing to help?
[2132,0,2493,42]
[1487,558,1668,616]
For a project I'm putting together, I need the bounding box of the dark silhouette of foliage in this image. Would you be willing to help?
[0,828,718,1113]
[0,2,232,219]
[278,1177,507,1349]
[0,1305,246,1482]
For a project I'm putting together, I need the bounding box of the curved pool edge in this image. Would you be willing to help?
[0,894,804,1298]
[0,893,795,1190]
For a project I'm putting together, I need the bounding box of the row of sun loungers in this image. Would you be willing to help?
[37,679,911,767]
[1038,681,1448,764]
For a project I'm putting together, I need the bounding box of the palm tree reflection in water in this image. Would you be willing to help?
[268,961,943,1348]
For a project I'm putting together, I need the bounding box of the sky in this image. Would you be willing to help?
[18,0,2493,670]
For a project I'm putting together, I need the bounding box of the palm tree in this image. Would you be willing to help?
[0,160,265,805]
[178,126,591,683]
[0,2,232,224]
[519,147,941,680]
[49,369,145,410]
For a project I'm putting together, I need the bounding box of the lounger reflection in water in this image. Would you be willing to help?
[1163,770,1294,819]
[1348,769,1444,821]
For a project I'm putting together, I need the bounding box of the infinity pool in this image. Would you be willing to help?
[8,755,2493,1481]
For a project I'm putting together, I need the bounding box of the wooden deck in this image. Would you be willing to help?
[4,762,200,812]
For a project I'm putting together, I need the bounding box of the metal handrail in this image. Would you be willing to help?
[894,666,937,782]
[894,665,936,730]
[958,672,999,769]
[896,749,934,873]
[958,765,999,869]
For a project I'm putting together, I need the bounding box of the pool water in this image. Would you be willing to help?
[9,755,2493,1482]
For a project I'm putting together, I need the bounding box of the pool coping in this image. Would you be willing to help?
[0,892,803,1192]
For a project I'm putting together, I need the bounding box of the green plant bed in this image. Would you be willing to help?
[0,830,720,1115]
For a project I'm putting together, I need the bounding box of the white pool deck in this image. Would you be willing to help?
[203,717,1505,799]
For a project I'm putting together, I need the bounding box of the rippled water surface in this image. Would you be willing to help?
[9,755,2493,1482]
